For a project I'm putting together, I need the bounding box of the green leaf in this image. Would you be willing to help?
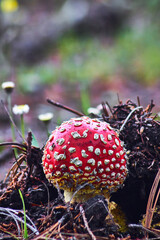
[29,130,40,148]
[18,189,28,239]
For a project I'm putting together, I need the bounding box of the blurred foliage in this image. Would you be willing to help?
[16,24,160,93]
[1,0,160,94]
[131,0,160,12]
[114,26,160,84]
[16,36,113,93]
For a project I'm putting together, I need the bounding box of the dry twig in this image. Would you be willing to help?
[144,168,160,237]
[80,205,96,240]
[47,98,84,116]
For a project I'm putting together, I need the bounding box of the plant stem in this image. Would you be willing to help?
[45,123,50,137]
[80,83,90,115]
[21,114,25,139]
[7,94,18,158]
[7,94,16,141]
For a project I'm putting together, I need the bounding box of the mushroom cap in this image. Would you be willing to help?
[42,116,128,195]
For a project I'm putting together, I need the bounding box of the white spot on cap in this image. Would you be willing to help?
[92,119,100,123]
[94,133,99,140]
[108,134,112,141]
[106,167,110,172]
[107,124,112,130]
[104,159,110,165]
[102,181,107,184]
[95,148,101,156]
[82,177,88,181]
[115,163,120,169]
[102,174,107,178]
[120,166,126,170]
[110,181,114,186]
[69,166,77,172]
[100,134,107,144]
[88,176,96,180]
[98,168,104,173]
[54,151,58,159]
[85,166,91,171]
[48,135,54,142]
[49,164,53,169]
[82,129,89,138]
[47,154,51,159]
[74,173,80,178]
[75,118,83,121]
[116,153,120,158]
[112,145,117,149]
[111,172,116,177]
[87,158,96,166]
[70,157,82,167]
[74,122,82,127]
[121,141,124,147]
[97,161,102,167]
[116,173,121,178]
[120,150,124,155]
[63,172,70,178]
[56,153,66,161]
[88,146,94,152]
[68,147,76,153]
[55,171,61,176]
[91,169,97,175]
[60,128,66,133]
[84,173,90,177]
[108,150,113,155]
[71,131,81,139]
[56,138,65,145]
[111,158,116,162]
[46,173,52,179]
[49,146,53,151]
[81,150,88,158]
[62,145,67,149]
[115,139,119,146]
[60,164,67,169]
[121,159,125,163]
[110,164,114,169]
[103,149,107,154]
[45,162,48,167]
[96,177,101,182]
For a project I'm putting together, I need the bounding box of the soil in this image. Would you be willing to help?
[0,99,160,239]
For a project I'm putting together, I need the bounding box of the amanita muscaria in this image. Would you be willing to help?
[42,116,128,202]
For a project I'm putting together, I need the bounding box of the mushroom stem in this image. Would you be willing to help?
[64,190,110,203]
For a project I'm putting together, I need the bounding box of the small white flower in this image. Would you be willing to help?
[1,81,15,94]
[12,104,30,115]
[38,112,54,122]
[87,107,100,115]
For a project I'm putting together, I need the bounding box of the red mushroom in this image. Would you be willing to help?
[42,116,128,202]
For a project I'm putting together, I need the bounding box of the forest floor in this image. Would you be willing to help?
[0,97,160,239]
